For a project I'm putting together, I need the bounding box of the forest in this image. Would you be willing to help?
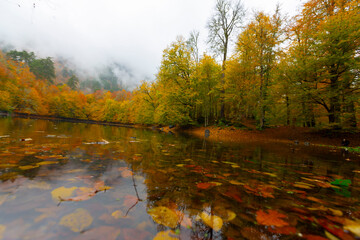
[0,0,359,130]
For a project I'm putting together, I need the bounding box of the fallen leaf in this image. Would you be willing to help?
[121,170,133,178]
[148,207,179,228]
[241,227,270,240]
[256,209,289,227]
[37,161,58,166]
[344,219,360,237]
[73,226,121,240]
[51,186,77,202]
[325,231,341,240]
[210,182,222,186]
[175,211,192,228]
[153,230,178,240]
[307,197,327,204]
[196,182,216,190]
[122,228,151,240]
[226,210,237,221]
[123,195,138,208]
[0,225,5,240]
[59,208,93,232]
[224,190,242,203]
[112,210,125,219]
[331,179,351,187]
[229,180,243,185]
[303,235,329,240]
[294,182,314,189]
[200,212,223,232]
[27,181,51,190]
[268,226,296,235]
[19,165,39,170]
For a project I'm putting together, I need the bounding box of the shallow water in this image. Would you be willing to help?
[0,117,359,240]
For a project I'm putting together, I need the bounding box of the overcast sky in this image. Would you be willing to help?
[0,0,302,85]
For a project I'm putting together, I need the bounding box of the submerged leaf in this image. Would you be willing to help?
[344,219,360,237]
[59,208,93,232]
[112,210,125,219]
[73,226,121,240]
[229,180,243,185]
[331,179,351,187]
[226,210,236,221]
[19,165,39,170]
[153,230,178,240]
[51,186,77,202]
[196,182,216,189]
[303,235,328,240]
[200,212,223,232]
[0,225,5,240]
[27,181,51,190]
[148,207,179,228]
[121,170,133,178]
[37,161,58,166]
[256,209,289,227]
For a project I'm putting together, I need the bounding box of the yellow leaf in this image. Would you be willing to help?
[229,180,243,185]
[37,161,58,166]
[176,164,185,167]
[153,230,178,240]
[325,230,340,240]
[226,210,236,221]
[60,208,93,232]
[19,165,39,170]
[97,186,112,192]
[329,208,343,217]
[344,219,360,237]
[293,182,314,189]
[210,182,222,186]
[27,181,51,190]
[51,186,77,202]
[111,210,124,219]
[200,212,223,232]
[148,207,179,228]
[0,225,5,240]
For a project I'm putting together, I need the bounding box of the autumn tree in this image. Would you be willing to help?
[155,37,196,125]
[194,55,221,126]
[288,0,360,128]
[207,0,245,119]
[231,9,283,128]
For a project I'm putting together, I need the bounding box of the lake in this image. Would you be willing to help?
[0,117,359,240]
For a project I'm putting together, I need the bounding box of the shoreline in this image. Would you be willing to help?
[178,125,360,149]
[2,112,359,149]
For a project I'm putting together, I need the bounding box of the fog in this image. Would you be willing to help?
[0,0,302,88]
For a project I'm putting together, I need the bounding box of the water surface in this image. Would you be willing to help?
[0,117,359,240]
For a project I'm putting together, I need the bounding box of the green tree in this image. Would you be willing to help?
[29,57,56,83]
[6,50,35,64]
[67,75,79,90]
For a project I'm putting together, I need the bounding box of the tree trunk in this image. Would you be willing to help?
[328,73,341,125]
[286,95,290,126]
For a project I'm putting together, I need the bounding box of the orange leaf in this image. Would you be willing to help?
[196,182,216,189]
[303,235,328,240]
[268,226,296,235]
[256,209,289,227]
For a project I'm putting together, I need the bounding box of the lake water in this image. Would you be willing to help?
[0,117,359,240]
